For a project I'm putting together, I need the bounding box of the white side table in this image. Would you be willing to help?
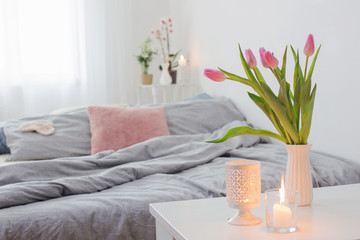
[137,83,198,105]
[150,183,360,240]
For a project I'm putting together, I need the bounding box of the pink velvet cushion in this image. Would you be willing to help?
[87,106,170,154]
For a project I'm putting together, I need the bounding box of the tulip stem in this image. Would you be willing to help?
[275,68,282,81]
[304,56,309,81]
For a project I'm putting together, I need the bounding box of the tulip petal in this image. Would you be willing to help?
[203,69,226,82]
[264,51,279,69]
[259,47,269,68]
[245,49,257,69]
[303,34,315,57]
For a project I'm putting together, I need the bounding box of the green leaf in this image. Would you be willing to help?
[218,68,264,97]
[294,76,301,130]
[218,68,250,85]
[293,53,299,92]
[300,77,311,116]
[279,79,296,131]
[296,49,305,84]
[269,110,287,138]
[248,92,287,138]
[206,126,287,144]
[254,67,266,83]
[306,45,321,81]
[299,84,317,143]
[281,46,288,79]
[248,92,271,118]
[238,44,258,84]
[290,45,297,61]
[259,81,300,144]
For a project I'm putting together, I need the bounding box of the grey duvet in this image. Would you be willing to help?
[0,121,359,240]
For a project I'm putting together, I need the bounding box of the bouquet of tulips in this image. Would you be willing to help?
[204,34,321,145]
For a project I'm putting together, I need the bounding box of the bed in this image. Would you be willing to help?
[0,96,359,240]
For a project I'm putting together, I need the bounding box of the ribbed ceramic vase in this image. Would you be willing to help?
[285,144,312,207]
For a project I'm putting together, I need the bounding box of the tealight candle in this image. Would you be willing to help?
[273,203,292,228]
[265,174,297,233]
[273,176,292,228]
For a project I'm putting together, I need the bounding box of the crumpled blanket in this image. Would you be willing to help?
[0,120,359,240]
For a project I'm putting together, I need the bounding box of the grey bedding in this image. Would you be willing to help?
[0,120,359,240]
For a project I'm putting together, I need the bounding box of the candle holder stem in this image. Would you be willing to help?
[227,209,262,226]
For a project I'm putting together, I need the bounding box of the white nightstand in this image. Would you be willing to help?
[137,83,198,105]
[150,183,360,240]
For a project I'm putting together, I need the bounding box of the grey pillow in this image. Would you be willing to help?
[164,97,246,135]
[4,108,91,161]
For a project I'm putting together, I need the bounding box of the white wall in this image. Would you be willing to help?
[170,0,360,161]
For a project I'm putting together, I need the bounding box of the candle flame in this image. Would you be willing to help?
[180,55,185,60]
[280,173,285,205]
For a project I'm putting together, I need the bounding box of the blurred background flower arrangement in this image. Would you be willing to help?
[136,38,157,85]
[152,17,180,84]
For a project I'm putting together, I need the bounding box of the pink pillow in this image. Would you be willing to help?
[87,106,170,154]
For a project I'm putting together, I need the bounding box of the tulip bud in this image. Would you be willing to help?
[203,69,226,82]
[259,47,269,68]
[264,51,279,69]
[304,34,315,57]
[245,49,257,69]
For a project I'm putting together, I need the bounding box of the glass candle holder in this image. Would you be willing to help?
[265,188,297,233]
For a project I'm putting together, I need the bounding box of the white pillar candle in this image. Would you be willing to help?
[273,203,292,228]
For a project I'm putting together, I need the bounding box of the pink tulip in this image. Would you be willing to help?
[203,69,226,82]
[264,51,279,69]
[259,47,269,68]
[304,34,315,57]
[245,49,257,69]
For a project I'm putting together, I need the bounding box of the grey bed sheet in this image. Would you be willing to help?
[0,121,359,240]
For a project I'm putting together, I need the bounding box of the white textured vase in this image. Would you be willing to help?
[159,62,172,85]
[285,144,313,207]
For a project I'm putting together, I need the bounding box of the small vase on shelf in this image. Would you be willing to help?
[170,70,177,84]
[160,62,172,85]
[141,74,153,85]
[285,144,313,206]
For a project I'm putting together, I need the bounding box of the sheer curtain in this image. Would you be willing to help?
[0,0,131,121]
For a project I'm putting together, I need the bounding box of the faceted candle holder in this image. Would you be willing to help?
[225,159,262,226]
[265,188,298,233]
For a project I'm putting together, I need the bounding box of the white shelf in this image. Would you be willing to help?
[137,83,198,105]
[150,183,360,240]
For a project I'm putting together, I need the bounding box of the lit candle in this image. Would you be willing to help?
[178,55,187,66]
[273,175,293,228]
